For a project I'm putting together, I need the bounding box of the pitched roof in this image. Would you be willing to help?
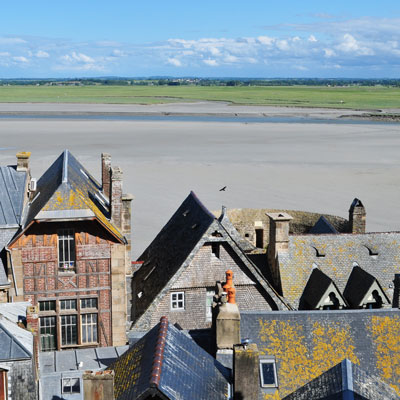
[282,359,398,400]
[277,232,400,308]
[308,215,338,234]
[110,317,230,400]
[13,150,124,244]
[0,165,27,227]
[299,268,347,310]
[0,315,32,360]
[133,192,289,324]
[134,192,216,318]
[343,266,389,308]
[241,309,400,398]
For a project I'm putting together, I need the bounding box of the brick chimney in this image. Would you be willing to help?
[16,152,31,172]
[26,306,39,378]
[101,153,112,199]
[234,343,260,400]
[83,370,114,400]
[216,271,240,350]
[349,198,366,234]
[266,213,293,291]
[110,166,123,230]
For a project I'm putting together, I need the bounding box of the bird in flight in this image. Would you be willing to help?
[219,186,227,192]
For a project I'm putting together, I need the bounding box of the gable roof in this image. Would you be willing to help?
[110,317,230,400]
[11,150,124,244]
[0,315,32,360]
[241,309,400,398]
[299,268,347,310]
[308,215,338,234]
[277,232,400,309]
[133,192,289,325]
[344,266,389,308]
[0,165,27,227]
[282,359,398,400]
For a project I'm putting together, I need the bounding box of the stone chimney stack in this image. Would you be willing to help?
[266,213,293,290]
[101,153,112,199]
[110,166,123,230]
[349,198,366,234]
[216,270,241,350]
[83,370,114,400]
[234,343,260,400]
[16,151,31,172]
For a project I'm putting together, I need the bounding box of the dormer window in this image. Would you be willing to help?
[322,292,340,310]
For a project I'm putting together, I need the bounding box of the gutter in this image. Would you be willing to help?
[5,246,18,297]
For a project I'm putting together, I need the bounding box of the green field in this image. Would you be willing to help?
[0,85,400,109]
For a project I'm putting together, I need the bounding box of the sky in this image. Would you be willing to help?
[1,0,400,78]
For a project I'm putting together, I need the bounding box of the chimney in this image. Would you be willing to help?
[110,166,123,230]
[16,152,31,172]
[216,270,240,350]
[26,306,40,378]
[266,213,293,291]
[83,370,114,400]
[101,153,112,199]
[349,198,366,234]
[234,343,260,400]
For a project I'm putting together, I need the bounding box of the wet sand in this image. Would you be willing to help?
[0,102,399,258]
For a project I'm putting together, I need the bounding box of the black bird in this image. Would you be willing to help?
[219,186,227,192]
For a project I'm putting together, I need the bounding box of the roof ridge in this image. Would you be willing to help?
[189,191,216,221]
[150,316,168,388]
[62,149,69,183]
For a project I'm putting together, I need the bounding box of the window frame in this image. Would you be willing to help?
[170,291,185,310]
[81,313,98,344]
[62,377,80,394]
[58,229,76,272]
[39,315,57,352]
[259,358,278,388]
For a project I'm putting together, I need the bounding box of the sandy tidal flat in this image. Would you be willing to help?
[0,103,399,258]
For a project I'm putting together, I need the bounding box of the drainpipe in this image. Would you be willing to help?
[5,246,19,298]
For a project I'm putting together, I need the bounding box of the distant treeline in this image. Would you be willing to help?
[2,77,400,87]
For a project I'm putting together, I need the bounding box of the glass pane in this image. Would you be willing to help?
[261,362,276,386]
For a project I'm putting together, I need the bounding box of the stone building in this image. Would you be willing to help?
[131,192,289,332]
[6,151,132,351]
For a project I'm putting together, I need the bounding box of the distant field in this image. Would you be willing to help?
[0,85,400,109]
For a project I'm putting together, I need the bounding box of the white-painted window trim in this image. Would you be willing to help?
[259,358,278,388]
[170,291,185,310]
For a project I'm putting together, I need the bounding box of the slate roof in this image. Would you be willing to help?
[39,345,129,400]
[110,317,230,400]
[0,165,27,285]
[0,165,27,227]
[133,192,289,325]
[12,150,124,244]
[0,314,32,360]
[308,215,338,234]
[343,266,389,308]
[241,309,400,399]
[299,268,346,310]
[277,232,400,309]
[283,359,398,400]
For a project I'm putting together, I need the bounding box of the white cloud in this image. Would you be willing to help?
[336,34,374,56]
[258,36,274,46]
[324,48,336,58]
[13,56,29,63]
[308,35,317,42]
[35,50,49,58]
[167,58,182,67]
[0,37,27,44]
[203,59,218,66]
[0,52,10,57]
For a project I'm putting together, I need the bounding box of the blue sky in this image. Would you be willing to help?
[1,0,400,78]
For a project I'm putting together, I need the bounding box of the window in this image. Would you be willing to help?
[39,300,56,312]
[61,315,77,346]
[62,378,80,394]
[171,292,184,310]
[81,298,98,309]
[211,243,220,258]
[81,314,98,343]
[259,359,278,388]
[40,316,57,351]
[60,299,77,311]
[58,229,75,271]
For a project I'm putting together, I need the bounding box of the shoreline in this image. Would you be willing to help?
[0,101,399,121]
